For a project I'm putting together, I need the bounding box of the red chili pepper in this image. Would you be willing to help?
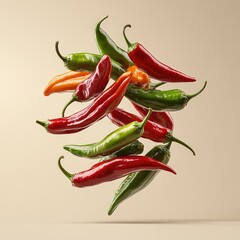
[108,107,195,155]
[62,55,112,117]
[58,155,176,188]
[131,102,174,130]
[123,25,196,83]
[36,72,132,134]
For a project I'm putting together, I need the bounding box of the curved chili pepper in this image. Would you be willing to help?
[95,16,133,69]
[63,109,152,158]
[36,72,132,134]
[99,140,144,162]
[107,107,195,155]
[55,41,125,79]
[132,102,174,130]
[108,142,171,215]
[123,25,196,83]
[58,155,176,188]
[44,71,90,96]
[62,55,112,117]
[125,81,207,112]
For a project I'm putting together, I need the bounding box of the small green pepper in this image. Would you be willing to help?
[63,109,152,158]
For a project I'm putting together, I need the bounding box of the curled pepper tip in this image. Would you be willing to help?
[58,155,74,181]
[123,24,133,49]
[55,40,67,62]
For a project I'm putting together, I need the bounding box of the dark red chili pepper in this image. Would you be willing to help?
[108,108,195,155]
[123,25,196,83]
[131,102,174,130]
[62,55,112,117]
[58,155,176,188]
[36,72,132,134]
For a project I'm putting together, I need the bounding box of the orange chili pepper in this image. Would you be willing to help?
[127,65,150,89]
[44,71,90,96]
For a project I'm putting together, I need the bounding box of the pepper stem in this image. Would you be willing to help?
[139,108,152,128]
[55,41,67,62]
[96,15,108,29]
[62,97,76,117]
[36,120,48,129]
[58,156,74,181]
[150,81,167,90]
[123,24,133,49]
[188,81,207,100]
[170,135,196,156]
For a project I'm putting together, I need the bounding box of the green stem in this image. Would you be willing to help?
[62,97,76,117]
[96,15,108,29]
[123,24,132,49]
[170,135,196,156]
[150,81,167,90]
[188,81,207,100]
[36,120,48,128]
[138,108,152,128]
[58,156,74,181]
[55,41,67,62]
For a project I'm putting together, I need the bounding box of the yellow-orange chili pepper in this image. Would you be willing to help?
[44,71,90,96]
[127,65,150,89]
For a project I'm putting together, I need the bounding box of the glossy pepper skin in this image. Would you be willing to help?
[132,102,174,130]
[95,16,133,69]
[58,155,176,188]
[108,143,171,215]
[62,55,112,117]
[63,109,152,158]
[123,25,196,83]
[55,41,125,79]
[36,72,132,134]
[99,140,144,162]
[108,107,195,155]
[125,81,207,112]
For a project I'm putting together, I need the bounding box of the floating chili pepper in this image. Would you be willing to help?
[44,70,90,96]
[132,102,174,130]
[108,107,195,155]
[36,72,132,134]
[58,155,176,188]
[55,41,125,79]
[95,16,133,69]
[123,25,196,83]
[99,140,144,162]
[125,81,207,112]
[108,142,171,215]
[63,109,152,158]
[61,55,112,117]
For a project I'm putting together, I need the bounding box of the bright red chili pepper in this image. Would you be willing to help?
[131,102,174,130]
[108,107,195,155]
[62,55,112,117]
[123,25,196,83]
[58,155,176,188]
[36,72,132,134]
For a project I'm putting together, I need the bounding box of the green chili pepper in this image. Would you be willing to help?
[95,16,133,69]
[63,109,152,158]
[125,81,207,111]
[55,41,125,79]
[108,142,171,215]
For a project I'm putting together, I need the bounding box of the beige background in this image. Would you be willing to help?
[1,0,240,225]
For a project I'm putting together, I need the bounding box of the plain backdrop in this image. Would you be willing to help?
[0,0,239,223]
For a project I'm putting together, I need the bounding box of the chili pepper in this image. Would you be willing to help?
[132,102,174,130]
[108,142,171,215]
[58,154,176,188]
[61,55,112,117]
[36,72,132,134]
[125,81,207,112]
[108,107,195,155]
[123,25,196,83]
[44,70,90,96]
[99,140,144,162]
[127,65,150,89]
[55,41,125,79]
[63,108,152,158]
[95,16,133,69]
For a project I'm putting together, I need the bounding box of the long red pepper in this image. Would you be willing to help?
[123,25,196,83]
[131,102,174,130]
[58,155,176,188]
[62,55,112,117]
[36,72,132,134]
[108,107,195,155]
